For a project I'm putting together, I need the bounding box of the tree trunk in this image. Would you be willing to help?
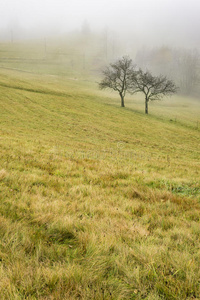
[120,93,125,107]
[145,98,148,114]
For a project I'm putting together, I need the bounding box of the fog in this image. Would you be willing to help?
[0,0,200,48]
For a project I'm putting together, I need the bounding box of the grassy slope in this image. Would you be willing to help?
[0,66,200,299]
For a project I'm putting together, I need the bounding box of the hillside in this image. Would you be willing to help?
[0,67,200,299]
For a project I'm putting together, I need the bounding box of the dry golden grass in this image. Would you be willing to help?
[0,44,199,299]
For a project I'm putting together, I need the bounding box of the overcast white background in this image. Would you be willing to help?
[0,0,200,46]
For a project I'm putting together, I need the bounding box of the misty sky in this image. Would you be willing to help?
[0,0,200,47]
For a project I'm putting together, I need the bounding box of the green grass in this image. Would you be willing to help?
[0,41,200,299]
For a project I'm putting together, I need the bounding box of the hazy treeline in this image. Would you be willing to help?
[0,23,199,98]
[135,47,200,96]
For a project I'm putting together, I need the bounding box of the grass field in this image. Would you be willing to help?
[0,41,200,299]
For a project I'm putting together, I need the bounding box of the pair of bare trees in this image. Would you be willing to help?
[99,56,177,114]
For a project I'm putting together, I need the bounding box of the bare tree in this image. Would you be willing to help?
[131,69,177,114]
[99,56,136,107]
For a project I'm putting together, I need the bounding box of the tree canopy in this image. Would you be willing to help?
[99,56,136,107]
[99,57,178,113]
[131,69,178,114]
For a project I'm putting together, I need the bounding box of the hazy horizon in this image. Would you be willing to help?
[0,0,200,48]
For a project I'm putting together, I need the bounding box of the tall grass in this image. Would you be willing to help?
[0,42,200,299]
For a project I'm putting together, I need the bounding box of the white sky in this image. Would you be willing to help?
[0,0,200,46]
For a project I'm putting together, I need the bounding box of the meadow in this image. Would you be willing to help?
[0,40,200,299]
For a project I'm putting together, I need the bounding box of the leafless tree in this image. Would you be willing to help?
[131,69,177,114]
[99,56,136,107]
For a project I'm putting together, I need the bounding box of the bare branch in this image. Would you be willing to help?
[130,69,178,114]
[99,56,137,107]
